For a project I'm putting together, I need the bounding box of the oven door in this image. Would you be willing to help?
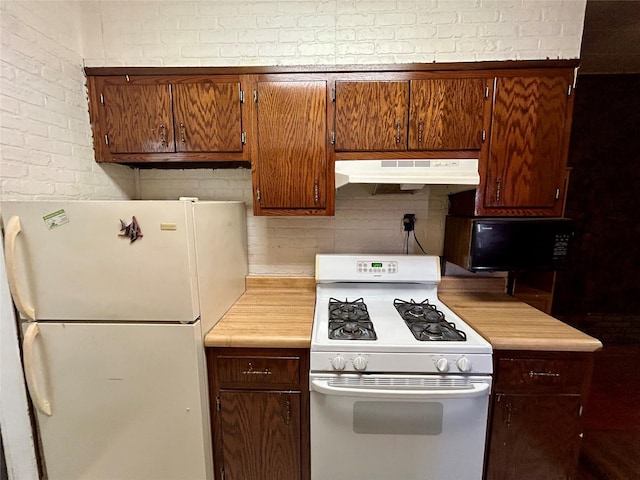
[309,373,491,480]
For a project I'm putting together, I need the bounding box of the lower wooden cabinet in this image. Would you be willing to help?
[485,351,594,480]
[207,348,310,480]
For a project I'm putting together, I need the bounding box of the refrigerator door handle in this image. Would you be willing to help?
[4,216,36,321]
[23,323,52,416]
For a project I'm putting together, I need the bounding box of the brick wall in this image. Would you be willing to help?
[2,0,587,273]
[0,1,134,201]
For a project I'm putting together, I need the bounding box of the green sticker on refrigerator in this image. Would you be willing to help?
[43,209,69,229]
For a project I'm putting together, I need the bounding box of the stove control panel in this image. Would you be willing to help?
[312,352,492,375]
[357,260,398,275]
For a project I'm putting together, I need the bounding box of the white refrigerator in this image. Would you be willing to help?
[0,200,248,480]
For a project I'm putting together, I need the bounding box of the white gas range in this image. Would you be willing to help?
[309,254,493,480]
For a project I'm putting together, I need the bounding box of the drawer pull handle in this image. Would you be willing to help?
[242,362,272,376]
[528,371,560,378]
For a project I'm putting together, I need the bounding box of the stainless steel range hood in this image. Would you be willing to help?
[335,159,480,189]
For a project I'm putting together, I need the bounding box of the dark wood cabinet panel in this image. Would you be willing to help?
[208,348,310,480]
[255,80,327,211]
[486,351,594,480]
[484,74,572,211]
[409,78,487,150]
[172,82,242,153]
[103,83,174,153]
[219,391,301,480]
[487,394,582,480]
[335,81,409,151]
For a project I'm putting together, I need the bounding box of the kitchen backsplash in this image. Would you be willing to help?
[140,168,456,275]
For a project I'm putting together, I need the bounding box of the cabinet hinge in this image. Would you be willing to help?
[555,188,560,199]
[104,134,109,145]
[253,90,258,103]
[220,467,225,480]
[579,404,583,417]
[239,89,245,104]
[241,132,246,145]
[567,84,573,97]
[100,93,104,104]
[481,129,486,142]
[484,86,490,99]
[216,395,221,412]
[330,131,335,145]
[256,188,261,202]
[330,88,336,102]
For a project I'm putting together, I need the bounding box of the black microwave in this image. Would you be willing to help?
[443,216,574,272]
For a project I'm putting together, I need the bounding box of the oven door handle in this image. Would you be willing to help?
[310,378,491,400]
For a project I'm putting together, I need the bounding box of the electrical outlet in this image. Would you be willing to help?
[403,214,415,231]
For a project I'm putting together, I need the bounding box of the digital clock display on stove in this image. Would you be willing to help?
[371,262,383,268]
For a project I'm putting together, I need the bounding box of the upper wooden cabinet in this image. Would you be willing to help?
[334,77,489,153]
[409,78,488,150]
[87,75,246,163]
[484,74,573,213]
[251,77,332,216]
[449,69,576,217]
[334,81,409,151]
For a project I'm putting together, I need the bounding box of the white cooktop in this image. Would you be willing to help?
[311,255,493,374]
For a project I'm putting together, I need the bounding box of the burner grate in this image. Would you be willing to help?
[394,298,467,342]
[328,297,377,340]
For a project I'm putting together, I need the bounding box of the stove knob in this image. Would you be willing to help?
[456,356,471,372]
[435,357,449,373]
[331,355,346,371]
[353,355,368,371]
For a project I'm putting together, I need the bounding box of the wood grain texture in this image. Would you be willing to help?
[204,277,315,348]
[485,75,570,210]
[409,78,486,150]
[439,290,603,352]
[486,394,582,480]
[335,81,409,151]
[219,390,301,480]
[104,83,174,153]
[256,81,327,209]
[172,82,242,152]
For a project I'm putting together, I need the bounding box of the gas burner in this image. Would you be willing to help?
[394,298,467,342]
[328,298,377,340]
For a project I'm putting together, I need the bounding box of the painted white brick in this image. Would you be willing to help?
[336,28,356,41]
[375,13,417,26]
[396,25,438,40]
[0,162,29,178]
[298,43,335,56]
[437,24,478,38]
[297,15,336,28]
[256,16,297,29]
[279,30,316,43]
[499,8,541,23]
[417,11,458,25]
[519,22,562,37]
[461,9,500,24]
[355,27,396,41]
[376,41,416,55]
[337,14,376,27]
[219,16,258,29]
[480,23,519,38]
[337,42,375,56]
[240,29,279,43]
[219,44,259,58]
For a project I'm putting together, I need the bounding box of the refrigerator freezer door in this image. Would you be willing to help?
[25,321,212,480]
[1,201,200,322]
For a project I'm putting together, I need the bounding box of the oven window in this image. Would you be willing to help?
[352,401,443,435]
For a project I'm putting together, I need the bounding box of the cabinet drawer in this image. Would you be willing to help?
[495,357,586,393]
[217,355,301,386]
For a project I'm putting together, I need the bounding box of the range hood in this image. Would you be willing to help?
[335,159,480,189]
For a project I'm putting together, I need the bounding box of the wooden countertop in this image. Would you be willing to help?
[204,276,315,348]
[204,276,602,352]
[438,278,603,352]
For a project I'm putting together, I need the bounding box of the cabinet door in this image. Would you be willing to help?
[485,75,571,210]
[256,81,327,210]
[172,82,243,153]
[219,391,301,480]
[409,78,486,150]
[335,81,409,151]
[103,82,174,153]
[486,394,582,480]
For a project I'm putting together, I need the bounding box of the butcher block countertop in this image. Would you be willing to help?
[204,276,602,352]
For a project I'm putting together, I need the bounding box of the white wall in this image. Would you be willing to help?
[1,0,587,274]
[0,0,135,201]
